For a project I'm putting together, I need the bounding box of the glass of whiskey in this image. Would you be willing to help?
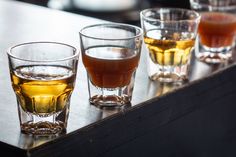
[7,42,79,135]
[140,8,200,82]
[190,0,236,64]
[79,23,143,108]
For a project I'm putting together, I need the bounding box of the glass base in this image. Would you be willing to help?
[90,94,131,108]
[149,73,188,83]
[148,64,189,83]
[87,72,135,108]
[18,102,69,135]
[21,120,65,135]
[195,44,233,64]
[196,51,232,64]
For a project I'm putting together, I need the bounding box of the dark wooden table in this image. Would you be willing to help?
[1,0,236,156]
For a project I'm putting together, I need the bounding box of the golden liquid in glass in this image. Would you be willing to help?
[11,65,75,116]
[144,29,195,66]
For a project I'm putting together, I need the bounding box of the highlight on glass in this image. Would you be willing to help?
[7,42,79,135]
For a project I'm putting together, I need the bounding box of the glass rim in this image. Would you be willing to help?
[79,22,143,41]
[190,0,236,10]
[7,41,79,62]
[140,7,201,22]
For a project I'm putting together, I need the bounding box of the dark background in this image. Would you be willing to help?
[16,0,190,26]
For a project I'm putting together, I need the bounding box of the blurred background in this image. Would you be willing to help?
[15,0,190,26]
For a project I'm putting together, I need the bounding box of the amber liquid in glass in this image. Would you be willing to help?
[198,12,236,48]
[144,29,195,66]
[11,65,75,116]
[82,46,140,88]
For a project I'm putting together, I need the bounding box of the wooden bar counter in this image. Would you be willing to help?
[0,0,236,156]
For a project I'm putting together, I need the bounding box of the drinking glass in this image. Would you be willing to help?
[7,42,79,135]
[79,23,143,108]
[190,0,236,63]
[140,8,200,82]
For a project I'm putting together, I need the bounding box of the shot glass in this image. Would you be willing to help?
[190,0,236,63]
[79,23,143,108]
[140,8,200,82]
[7,42,79,135]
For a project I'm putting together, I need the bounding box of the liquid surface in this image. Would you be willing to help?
[82,46,140,88]
[144,29,195,66]
[11,65,76,116]
[198,12,236,47]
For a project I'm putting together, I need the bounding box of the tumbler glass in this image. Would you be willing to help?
[79,23,143,108]
[190,0,236,63]
[7,42,79,135]
[140,8,200,82]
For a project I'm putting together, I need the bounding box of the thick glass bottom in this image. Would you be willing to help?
[90,94,131,108]
[148,64,189,83]
[88,72,135,108]
[196,44,233,64]
[196,51,232,64]
[18,102,69,135]
[21,120,65,135]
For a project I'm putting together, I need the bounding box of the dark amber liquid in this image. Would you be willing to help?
[82,46,140,88]
[198,12,236,47]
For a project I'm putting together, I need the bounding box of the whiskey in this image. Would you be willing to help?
[11,65,76,116]
[82,46,140,88]
[198,12,236,48]
[144,29,195,66]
